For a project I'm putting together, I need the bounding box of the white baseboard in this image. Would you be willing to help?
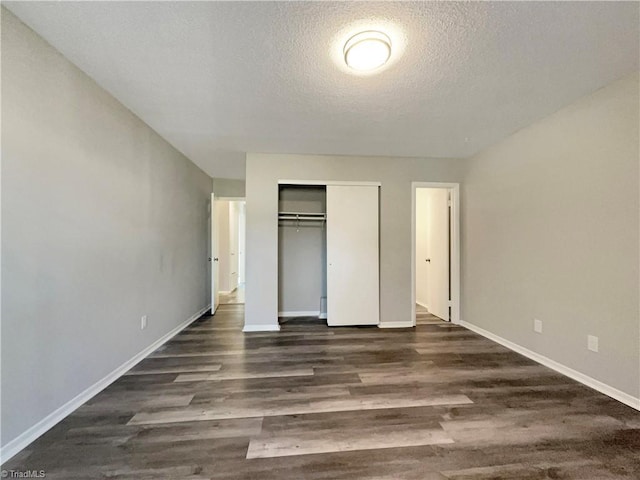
[242,324,281,332]
[319,313,327,320]
[218,290,232,295]
[379,321,415,328]
[0,304,211,464]
[278,311,320,317]
[416,300,429,310]
[460,320,640,411]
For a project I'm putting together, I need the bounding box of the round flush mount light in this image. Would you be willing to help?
[343,30,391,71]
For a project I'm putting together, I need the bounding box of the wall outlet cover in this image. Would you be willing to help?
[141,315,148,330]
[587,335,598,352]
[534,319,543,334]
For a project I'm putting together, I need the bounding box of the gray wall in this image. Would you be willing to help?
[278,186,326,314]
[245,153,466,329]
[213,177,246,198]
[462,73,640,398]
[1,10,212,448]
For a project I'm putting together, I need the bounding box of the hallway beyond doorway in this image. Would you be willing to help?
[219,283,245,305]
[412,183,460,326]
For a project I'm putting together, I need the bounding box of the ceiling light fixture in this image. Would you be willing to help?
[343,30,391,71]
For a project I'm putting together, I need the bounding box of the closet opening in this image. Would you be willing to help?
[278,184,328,326]
[277,180,381,328]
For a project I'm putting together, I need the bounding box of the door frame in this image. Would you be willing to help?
[411,182,460,326]
[278,180,382,187]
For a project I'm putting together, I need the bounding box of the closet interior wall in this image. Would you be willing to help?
[278,185,327,318]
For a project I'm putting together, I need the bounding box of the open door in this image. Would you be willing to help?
[210,193,220,314]
[425,189,450,321]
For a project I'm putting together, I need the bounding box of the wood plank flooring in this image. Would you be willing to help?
[3,304,639,479]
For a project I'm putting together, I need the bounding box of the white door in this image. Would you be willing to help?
[238,202,246,284]
[415,189,430,308]
[210,193,220,313]
[426,189,449,321]
[326,185,379,326]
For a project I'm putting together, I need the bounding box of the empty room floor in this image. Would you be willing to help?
[3,305,639,479]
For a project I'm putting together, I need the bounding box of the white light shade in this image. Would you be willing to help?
[343,31,391,71]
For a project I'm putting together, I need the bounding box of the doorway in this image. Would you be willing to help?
[216,198,246,305]
[411,183,460,326]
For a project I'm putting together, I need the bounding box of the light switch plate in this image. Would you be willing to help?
[534,319,543,334]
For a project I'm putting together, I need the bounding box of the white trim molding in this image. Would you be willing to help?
[379,321,415,329]
[278,311,320,317]
[278,179,382,187]
[242,324,281,332]
[0,304,212,464]
[460,320,640,411]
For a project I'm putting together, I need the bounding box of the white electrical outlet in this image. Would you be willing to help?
[534,319,543,334]
[587,335,598,352]
[141,315,148,330]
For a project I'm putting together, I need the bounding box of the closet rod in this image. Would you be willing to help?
[278,211,325,217]
[278,216,325,221]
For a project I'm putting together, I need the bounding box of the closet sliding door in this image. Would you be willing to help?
[326,185,379,326]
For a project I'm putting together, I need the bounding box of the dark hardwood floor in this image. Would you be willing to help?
[4,304,639,479]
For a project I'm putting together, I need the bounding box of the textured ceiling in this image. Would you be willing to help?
[5,1,639,179]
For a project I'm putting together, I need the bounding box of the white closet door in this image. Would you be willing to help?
[326,185,379,326]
